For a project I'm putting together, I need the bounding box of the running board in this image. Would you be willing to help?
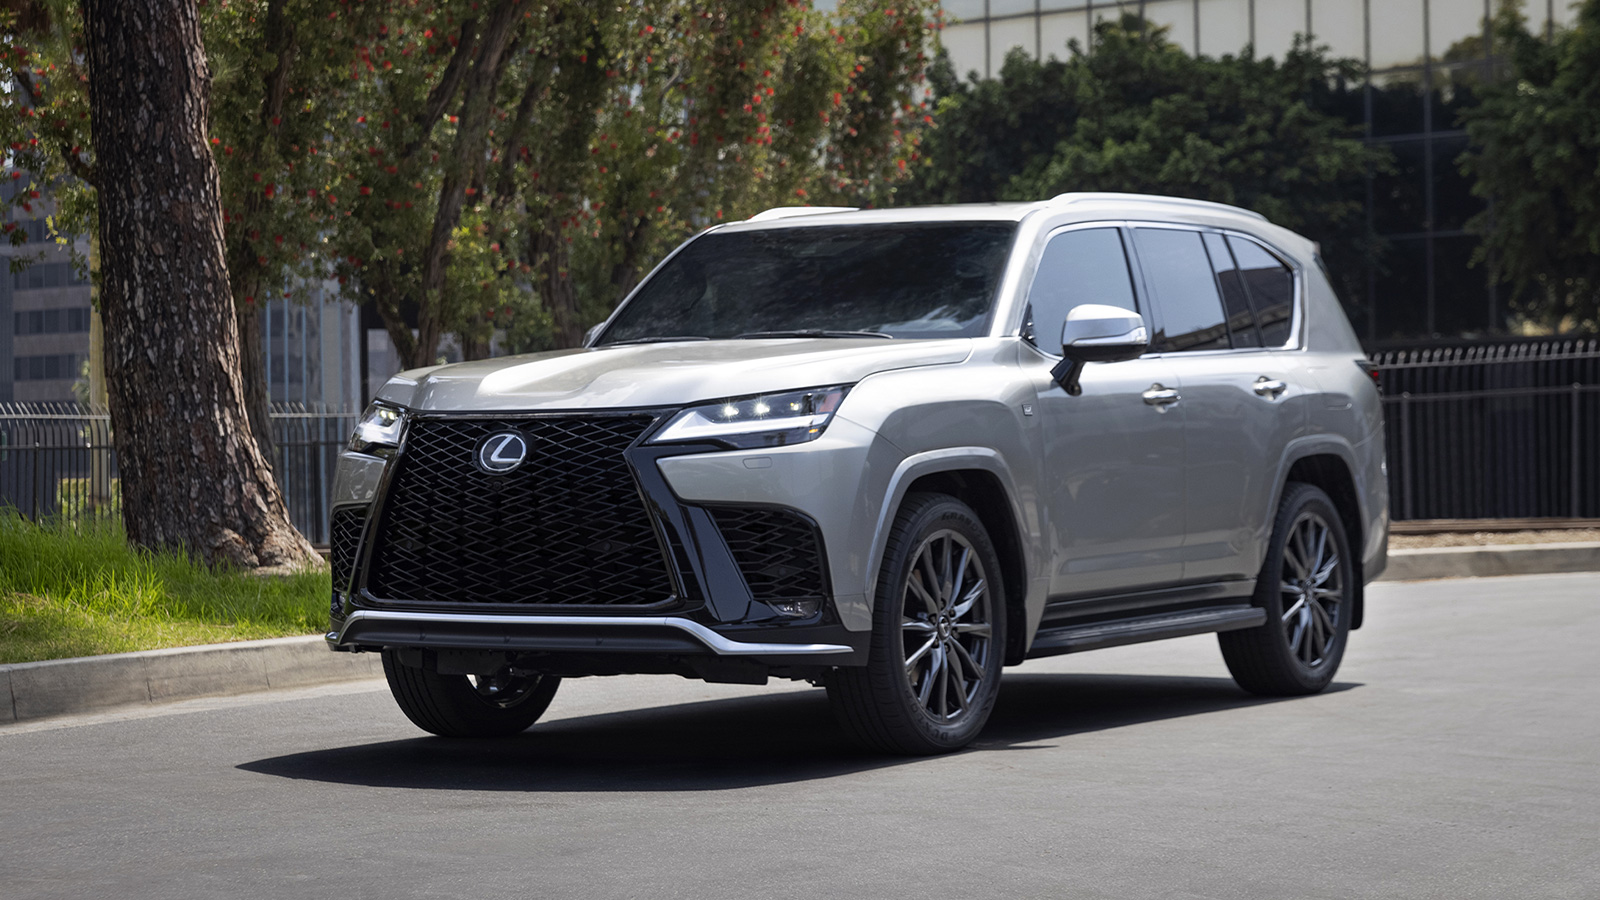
[1026,605,1267,659]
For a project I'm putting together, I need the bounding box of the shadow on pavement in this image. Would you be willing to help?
[237,673,1358,792]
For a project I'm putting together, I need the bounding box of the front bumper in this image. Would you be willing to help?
[326,412,869,672]
[327,610,863,667]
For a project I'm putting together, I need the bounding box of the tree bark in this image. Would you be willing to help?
[80,0,319,569]
[235,298,275,459]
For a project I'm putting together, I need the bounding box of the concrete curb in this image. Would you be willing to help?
[1378,542,1600,581]
[1,635,381,725]
[4,543,1595,725]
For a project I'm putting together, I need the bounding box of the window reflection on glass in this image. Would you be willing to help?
[1135,229,1231,353]
[1228,237,1295,347]
[600,224,1018,343]
[1026,228,1139,351]
[1203,232,1262,348]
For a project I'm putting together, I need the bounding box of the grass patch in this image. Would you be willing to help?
[0,512,329,665]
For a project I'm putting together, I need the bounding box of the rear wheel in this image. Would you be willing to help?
[382,651,560,737]
[827,493,1005,755]
[1219,482,1353,695]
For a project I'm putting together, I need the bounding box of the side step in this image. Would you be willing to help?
[1026,604,1267,659]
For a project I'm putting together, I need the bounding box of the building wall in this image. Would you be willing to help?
[939,0,1584,342]
[259,284,363,412]
[1,177,92,404]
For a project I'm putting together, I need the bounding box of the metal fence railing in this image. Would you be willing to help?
[1383,384,1600,521]
[0,402,355,545]
[1371,337,1600,521]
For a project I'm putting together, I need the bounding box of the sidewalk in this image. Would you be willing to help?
[4,541,1596,727]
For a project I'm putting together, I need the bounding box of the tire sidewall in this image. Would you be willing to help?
[870,494,1007,750]
[1255,485,1354,692]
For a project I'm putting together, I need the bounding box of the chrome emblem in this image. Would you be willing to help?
[474,431,529,474]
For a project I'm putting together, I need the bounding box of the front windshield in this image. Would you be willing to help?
[597,222,1017,343]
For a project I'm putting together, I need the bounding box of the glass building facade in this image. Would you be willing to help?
[938,0,1583,344]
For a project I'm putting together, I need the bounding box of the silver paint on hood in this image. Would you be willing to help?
[376,338,974,411]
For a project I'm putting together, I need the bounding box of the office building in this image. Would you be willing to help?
[938,0,1584,342]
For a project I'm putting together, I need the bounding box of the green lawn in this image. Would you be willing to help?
[0,512,329,665]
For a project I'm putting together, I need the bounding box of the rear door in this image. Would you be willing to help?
[1129,226,1304,584]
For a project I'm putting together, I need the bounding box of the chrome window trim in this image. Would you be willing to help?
[1007,218,1305,358]
[328,610,856,656]
[1123,221,1304,354]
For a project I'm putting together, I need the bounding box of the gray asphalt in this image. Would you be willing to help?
[2,572,1596,900]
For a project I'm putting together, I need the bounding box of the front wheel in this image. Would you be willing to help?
[1219,482,1354,696]
[827,493,1006,755]
[382,651,560,737]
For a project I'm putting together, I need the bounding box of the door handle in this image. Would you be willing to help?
[1142,385,1181,407]
[1254,377,1288,399]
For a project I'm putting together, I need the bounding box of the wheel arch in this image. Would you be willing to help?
[1276,447,1367,630]
[866,449,1038,665]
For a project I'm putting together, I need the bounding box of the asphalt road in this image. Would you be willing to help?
[2,572,1596,900]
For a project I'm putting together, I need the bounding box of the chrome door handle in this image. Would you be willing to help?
[1254,377,1288,398]
[1142,385,1181,407]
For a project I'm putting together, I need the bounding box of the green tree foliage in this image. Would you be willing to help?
[1458,0,1600,331]
[1,1,94,267]
[904,15,1389,305]
[4,0,939,372]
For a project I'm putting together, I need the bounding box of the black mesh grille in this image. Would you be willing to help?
[330,507,366,591]
[708,507,827,602]
[367,415,675,607]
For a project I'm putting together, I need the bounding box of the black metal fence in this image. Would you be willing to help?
[0,403,355,544]
[1372,338,1600,520]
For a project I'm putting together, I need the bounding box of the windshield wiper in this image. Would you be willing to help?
[602,336,713,345]
[733,330,893,340]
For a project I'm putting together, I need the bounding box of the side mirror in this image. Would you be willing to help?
[1050,304,1150,396]
[582,323,604,347]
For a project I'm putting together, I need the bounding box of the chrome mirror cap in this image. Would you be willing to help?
[1061,304,1149,362]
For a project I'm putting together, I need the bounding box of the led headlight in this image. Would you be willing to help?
[650,386,850,449]
[348,402,405,454]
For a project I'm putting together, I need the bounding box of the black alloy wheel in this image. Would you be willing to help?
[1220,482,1353,695]
[827,493,1006,755]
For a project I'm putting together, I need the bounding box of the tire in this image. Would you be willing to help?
[1219,482,1354,696]
[826,493,1006,755]
[382,651,560,737]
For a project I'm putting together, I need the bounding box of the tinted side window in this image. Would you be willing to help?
[1025,227,1139,351]
[1228,236,1295,346]
[1133,228,1230,352]
[1202,232,1262,348]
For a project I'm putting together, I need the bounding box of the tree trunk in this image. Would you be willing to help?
[235,299,275,460]
[533,226,585,349]
[609,213,653,301]
[81,0,319,570]
[413,0,523,368]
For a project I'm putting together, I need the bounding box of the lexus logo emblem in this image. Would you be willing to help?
[474,431,529,474]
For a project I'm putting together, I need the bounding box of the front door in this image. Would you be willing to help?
[1025,225,1188,598]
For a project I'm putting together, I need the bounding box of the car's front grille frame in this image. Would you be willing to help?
[706,505,830,604]
[329,505,368,595]
[359,410,690,612]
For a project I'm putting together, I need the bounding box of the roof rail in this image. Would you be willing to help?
[1047,192,1267,222]
[747,206,859,222]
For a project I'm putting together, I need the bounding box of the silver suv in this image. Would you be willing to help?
[327,193,1388,754]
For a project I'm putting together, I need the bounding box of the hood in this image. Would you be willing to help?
[376,338,974,411]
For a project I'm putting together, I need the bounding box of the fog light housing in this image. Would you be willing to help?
[768,598,822,618]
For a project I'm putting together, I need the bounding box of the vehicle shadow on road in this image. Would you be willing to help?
[238,673,1358,792]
